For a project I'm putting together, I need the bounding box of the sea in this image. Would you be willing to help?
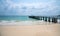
[0,16,60,23]
[0,16,35,21]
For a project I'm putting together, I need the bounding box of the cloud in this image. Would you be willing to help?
[0,0,60,16]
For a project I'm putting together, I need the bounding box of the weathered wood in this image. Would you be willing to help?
[52,18,57,23]
[29,16,40,20]
[48,17,50,22]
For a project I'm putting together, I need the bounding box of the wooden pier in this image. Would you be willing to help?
[29,16,59,23]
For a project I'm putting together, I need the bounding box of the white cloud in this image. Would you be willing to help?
[0,0,60,16]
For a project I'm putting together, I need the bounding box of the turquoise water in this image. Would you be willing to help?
[0,16,60,21]
[0,16,34,21]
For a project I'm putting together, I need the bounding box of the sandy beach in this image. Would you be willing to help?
[0,21,60,36]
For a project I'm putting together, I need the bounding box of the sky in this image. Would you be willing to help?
[0,0,60,16]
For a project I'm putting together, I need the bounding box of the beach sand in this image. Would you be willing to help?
[0,21,60,36]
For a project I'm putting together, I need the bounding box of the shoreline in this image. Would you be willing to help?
[0,20,60,26]
[0,21,60,36]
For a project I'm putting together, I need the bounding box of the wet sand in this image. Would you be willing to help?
[0,21,60,36]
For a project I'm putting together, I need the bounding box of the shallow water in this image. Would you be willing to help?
[0,16,60,24]
[0,16,31,21]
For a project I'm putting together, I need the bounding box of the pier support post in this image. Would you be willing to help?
[48,17,50,22]
[44,17,47,22]
[43,17,44,20]
[52,18,57,23]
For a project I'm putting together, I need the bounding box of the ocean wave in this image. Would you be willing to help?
[0,20,60,26]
